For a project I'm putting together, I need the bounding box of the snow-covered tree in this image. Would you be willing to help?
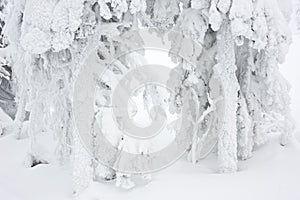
[0,0,295,193]
[0,0,16,130]
[144,0,294,172]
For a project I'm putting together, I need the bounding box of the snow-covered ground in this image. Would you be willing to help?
[0,132,299,200]
[0,36,300,200]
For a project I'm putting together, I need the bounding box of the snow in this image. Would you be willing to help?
[0,107,12,135]
[99,0,112,20]
[208,0,223,31]
[0,133,299,200]
[84,137,300,200]
[0,135,72,200]
[0,35,300,200]
[20,0,84,53]
[129,0,146,14]
[280,35,300,139]
[1,3,300,198]
[0,107,12,125]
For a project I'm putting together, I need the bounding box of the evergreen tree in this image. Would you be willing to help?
[0,0,295,192]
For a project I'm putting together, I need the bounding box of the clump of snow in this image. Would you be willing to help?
[51,0,84,51]
[98,0,113,20]
[209,0,223,31]
[129,0,146,14]
[20,27,51,54]
[20,0,84,53]
[216,0,231,14]
[229,0,253,41]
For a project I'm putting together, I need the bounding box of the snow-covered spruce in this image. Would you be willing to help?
[0,0,295,192]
